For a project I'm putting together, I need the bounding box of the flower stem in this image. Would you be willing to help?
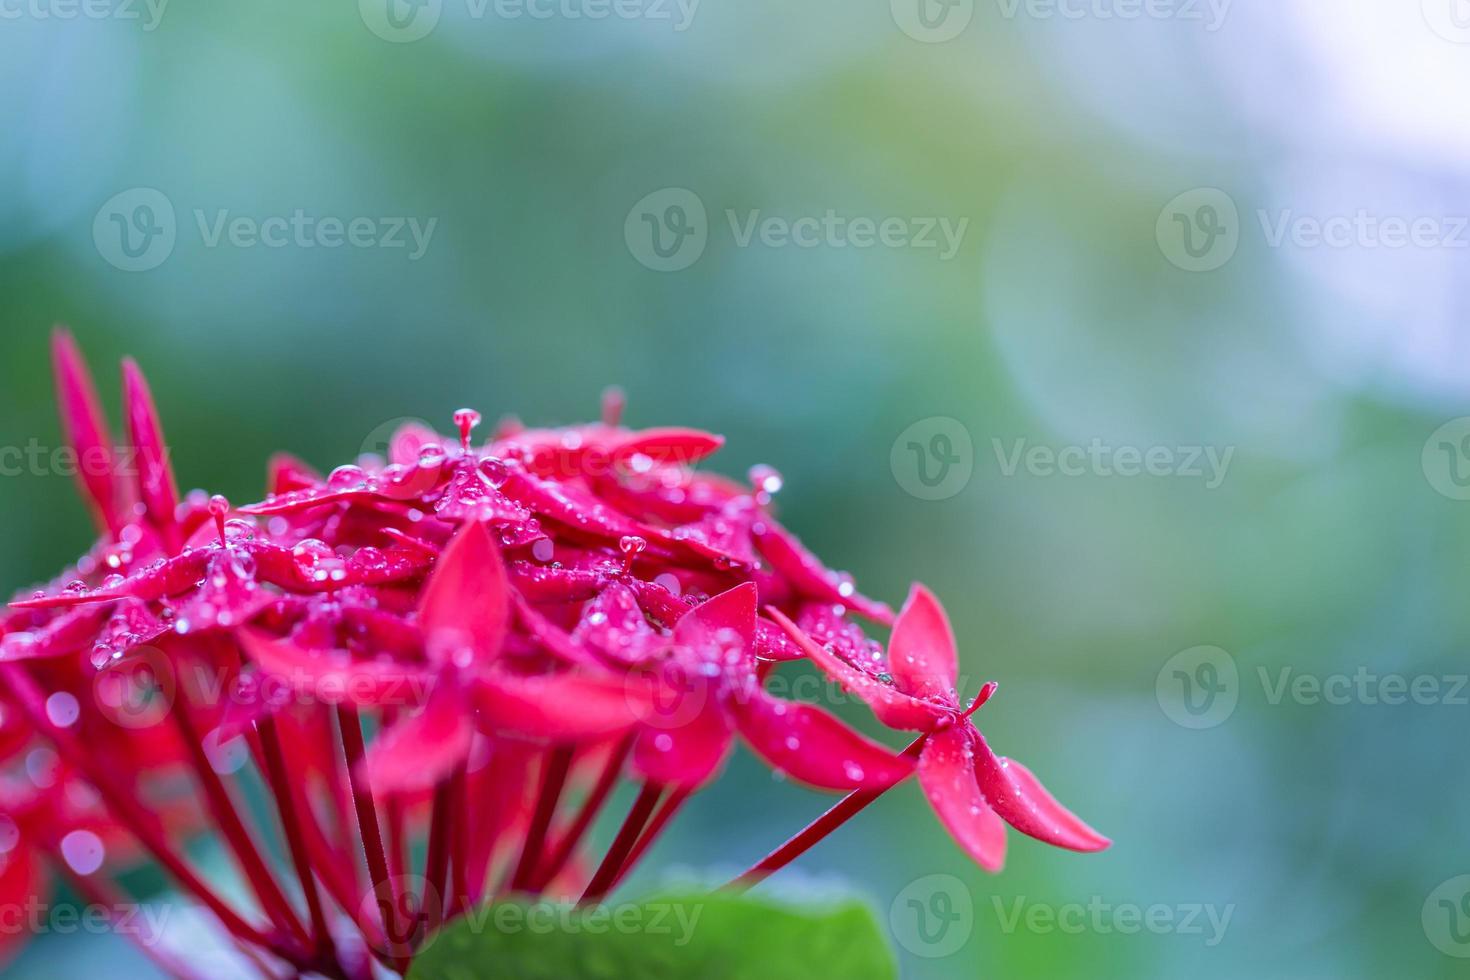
[580,782,662,904]
[336,705,409,967]
[726,733,927,893]
[171,681,310,949]
[510,745,574,893]
[532,734,632,892]
[611,785,690,892]
[422,775,455,934]
[0,663,280,955]
[256,714,334,962]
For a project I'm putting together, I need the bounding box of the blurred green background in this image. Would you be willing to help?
[4,2,1470,977]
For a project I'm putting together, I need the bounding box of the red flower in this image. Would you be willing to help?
[772,584,1110,872]
[0,331,1109,978]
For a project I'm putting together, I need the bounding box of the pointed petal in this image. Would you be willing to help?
[918,726,1007,872]
[754,617,804,662]
[51,328,122,534]
[121,359,181,552]
[419,521,509,669]
[571,583,661,665]
[11,549,213,609]
[365,677,473,794]
[610,427,724,467]
[503,469,643,541]
[732,689,914,791]
[675,582,757,654]
[768,608,948,731]
[266,452,322,496]
[239,628,434,707]
[971,728,1111,853]
[0,604,111,662]
[473,670,644,740]
[631,679,733,789]
[754,520,893,624]
[888,584,960,702]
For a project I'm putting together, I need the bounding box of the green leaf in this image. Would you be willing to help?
[407,891,898,980]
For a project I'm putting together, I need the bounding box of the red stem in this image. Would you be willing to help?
[256,714,335,962]
[532,734,632,891]
[336,705,410,967]
[580,783,662,904]
[726,733,927,893]
[450,765,470,915]
[171,684,310,949]
[421,776,455,935]
[510,745,574,893]
[0,664,281,954]
[610,785,691,892]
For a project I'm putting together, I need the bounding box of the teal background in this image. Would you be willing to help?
[3,2,1469,977]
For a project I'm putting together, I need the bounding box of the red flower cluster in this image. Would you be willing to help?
[0,331,1108,978]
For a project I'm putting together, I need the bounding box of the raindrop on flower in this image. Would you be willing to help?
[327,465,367,490]
[60,830,106,876]
[45,692,80,728]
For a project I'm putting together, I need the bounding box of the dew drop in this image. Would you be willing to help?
[60,830,105,876]
[45,692,80,728]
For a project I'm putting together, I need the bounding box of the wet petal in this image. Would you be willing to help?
[918,725,1007,873]
[631,678,733,789]
[51,328,122,535]
[365,676,473,794]
[768,607,948,731]
[121,359,182,553]
[732,689,914,792]
[675,582,757,656]
[419,521,509,669]
[971,728,1111,853]
[473,670,645,741]
[239,628,434,708]
[888,584,960,702]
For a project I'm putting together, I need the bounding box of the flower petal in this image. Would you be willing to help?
[365,676,473,794]
[918,725,1007,873]
[121,358,182,553]
[888,584,960,702]
[970,728,1111,853]
[732,689,914,792]
[572,583,661,665]
[51,328,122,535]
[768,608,948,731]
[419,521,509,669]
[675,582,757,655]
[609,427,724,468]
[239,628,434,708]
[473,670,645,741]
[631,678,733,789]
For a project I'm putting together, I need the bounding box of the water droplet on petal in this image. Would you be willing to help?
[60,830,105,876]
